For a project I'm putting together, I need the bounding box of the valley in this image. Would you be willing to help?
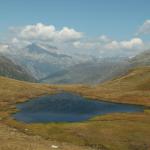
[0,6,150,149]
[0,64,149,150]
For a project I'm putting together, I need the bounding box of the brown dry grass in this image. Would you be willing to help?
[0,67,150,150]
[0,76,92,150]
[3,111,150,150]
[0,123,92,150]
[0,76,58,118]
[59,67,150,106]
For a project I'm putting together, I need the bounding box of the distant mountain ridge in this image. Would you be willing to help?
[130,49,150,67]
[0,42,149,84]
[41,58,131,84]
[26,43,72,59]
[0,55,36,82]
[41,50,150,84]
[0,43,103,80]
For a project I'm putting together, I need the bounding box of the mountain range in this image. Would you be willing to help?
[0,55,36,82]
[0,42,150,84]
[41,49,150,84]
[41,58,131,84]
[1,43,95,80]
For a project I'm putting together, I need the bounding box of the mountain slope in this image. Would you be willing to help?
[63,67,150,106]
[0,43,114,81]
[0,55,36,82]
[95,66,150,105]
[42,50,150,84]
[26,43,72,59]
[41,59,130,84]
[100,66,150,91]
[4,43,77,80]
[130,50,150,67]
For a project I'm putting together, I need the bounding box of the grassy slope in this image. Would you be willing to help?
[61,67,150,106]
[0,76,57,118]
[0,67,150,150]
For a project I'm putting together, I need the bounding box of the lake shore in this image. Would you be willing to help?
[0,76,150,150]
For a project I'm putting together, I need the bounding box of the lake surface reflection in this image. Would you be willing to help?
[13,92,144,123]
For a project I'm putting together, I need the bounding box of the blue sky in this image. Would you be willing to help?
[0,0,150,39]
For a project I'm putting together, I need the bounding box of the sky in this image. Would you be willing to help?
[0,0,149,38]
[0,0,150,57]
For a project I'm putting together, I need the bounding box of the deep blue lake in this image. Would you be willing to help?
[13,92,144,123]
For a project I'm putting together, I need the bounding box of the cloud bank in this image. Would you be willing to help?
[1,20,149,58]
[137,20,150,35]
[73,37,143,51]
[12,23,83,43]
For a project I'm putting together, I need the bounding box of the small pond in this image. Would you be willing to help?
[13,92,144,123]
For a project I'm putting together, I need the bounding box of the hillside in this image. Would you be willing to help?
[0,55,36,82]
[62,67,150,106]
[0,69,149,150]
[41,50,150,84]
[0,76,57,115]
[130,50,150,67]
[41,59,130,84]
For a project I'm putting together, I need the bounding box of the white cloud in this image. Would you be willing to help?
[14,23,83,43]
[57,27,83,41]
[106,38,143,50]
[120,38,143,49]
[98,35,111,42]
[72,36,148,57]
[105,40,120,50]
[0,44,9,53]
[74,38,144,51]
[0,44,8,49]
[73,41,97,49]
[2,23,149,58]
[11,38,31,48]
[137,20,150,35]
[19,23,56,40]
[8,23,146,52]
